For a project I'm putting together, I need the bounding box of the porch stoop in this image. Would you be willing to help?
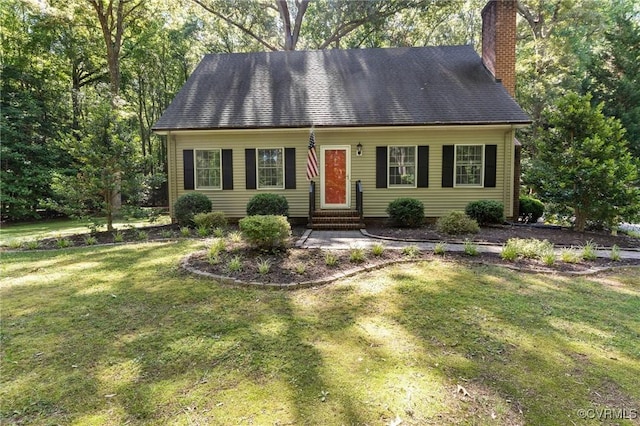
[308,210,365,230]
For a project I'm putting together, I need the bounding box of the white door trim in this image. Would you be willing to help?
[320,145,351,209]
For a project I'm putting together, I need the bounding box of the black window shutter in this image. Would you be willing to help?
[442,145,454,187]
[484,145,497,188]
[285,148,296,189]
[376,146,387,188]
[417,145,429,188]
[183,149,194,190]
[245,149,256,190]
[222,149,233,190]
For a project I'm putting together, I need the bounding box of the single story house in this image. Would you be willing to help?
[153,0,531,228]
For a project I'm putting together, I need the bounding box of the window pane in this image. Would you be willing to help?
[455,145,482,186]
[195,150,221,189]
[388,146,415,186]
[257,148,284,189]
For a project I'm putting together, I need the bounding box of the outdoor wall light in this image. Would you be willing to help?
[356,142,363,156]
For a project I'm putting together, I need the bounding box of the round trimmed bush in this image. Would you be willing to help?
[519,196,545,223]
[436,211,480,235]
[239,215,291,251]
[386,198,425,228]
[174,192,212,227]
[246,193,289,216]
[193,211,228,230]
[465,200,505,225]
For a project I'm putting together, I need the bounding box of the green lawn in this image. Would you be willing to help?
[0,216,172,245]
[1,241,639,425]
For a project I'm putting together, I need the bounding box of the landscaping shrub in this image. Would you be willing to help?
[371,243,385,257]
[465,200,504,225]
[436,211,480,235]
[519,196,545,223]
[239,215,291,250]
[174,192,212,227]
[501,238,554,260]
[246,193,289,216]
[349,247,366,263]
[434,242,447,255]
[193,211,228,230]
[463,240,479,256]
[386,198,425,228]
[401,245,420,258]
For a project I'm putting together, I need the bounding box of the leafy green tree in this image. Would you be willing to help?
[515,0,609,155]
[531,92,640,231]
[0,0,72,220]
[86,0,144,97]
[584,6,640,158]
[50,89,139,230]
[191,0,437,51]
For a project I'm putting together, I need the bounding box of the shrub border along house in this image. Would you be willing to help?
[519,196,545,224]
[386,198,425,228]
[246,193,289,216]
[239,215,291,251]
[465,200,505,225]
[174,192,212,227]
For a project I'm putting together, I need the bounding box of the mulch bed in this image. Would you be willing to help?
[8,223,639,286]
[185,240,640,287]
[366,223,640,249]
[15,224,308,251]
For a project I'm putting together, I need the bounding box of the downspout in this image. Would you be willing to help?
[512,127,521,222]
[168,132,178,221]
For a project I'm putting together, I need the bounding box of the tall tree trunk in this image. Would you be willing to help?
[277,0,309,50]
[87,0,142,221]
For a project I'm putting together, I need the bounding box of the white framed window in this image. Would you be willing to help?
[455,145,483,187]
[388,146,416,187]
[257,148,284,189]
[195,149,222,189]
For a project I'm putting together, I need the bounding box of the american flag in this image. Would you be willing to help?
[306,129,319,180]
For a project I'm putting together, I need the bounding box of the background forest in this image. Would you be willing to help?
[2,0,639,225]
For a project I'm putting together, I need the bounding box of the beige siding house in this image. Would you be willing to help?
[154,1,530,227]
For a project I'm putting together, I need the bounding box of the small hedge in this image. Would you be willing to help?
[174,192,212,227]
[519,196,545,223]
[246,193,289,216]
[239,215,291,251]
[386,198,425,228]
[436,211,480,235]
[465,200,504,225]
[193,211,228,230]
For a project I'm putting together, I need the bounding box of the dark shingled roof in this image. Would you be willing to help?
[152,45,531,131]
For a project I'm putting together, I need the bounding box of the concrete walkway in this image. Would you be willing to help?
[297,230,640,261]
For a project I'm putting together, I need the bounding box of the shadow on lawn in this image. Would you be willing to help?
[1,242,369,424]
[2,245,639,425]
[392,263,640,423]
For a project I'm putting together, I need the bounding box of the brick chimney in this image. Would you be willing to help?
[481,0,517,97]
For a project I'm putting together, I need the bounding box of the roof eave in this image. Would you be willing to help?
[152,120,532,133]
[152,120,532,134]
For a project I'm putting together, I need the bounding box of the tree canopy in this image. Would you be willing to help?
[1,0,638,228]
[531,93,640,231]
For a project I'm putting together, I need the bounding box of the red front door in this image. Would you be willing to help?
[322,146,350,208]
